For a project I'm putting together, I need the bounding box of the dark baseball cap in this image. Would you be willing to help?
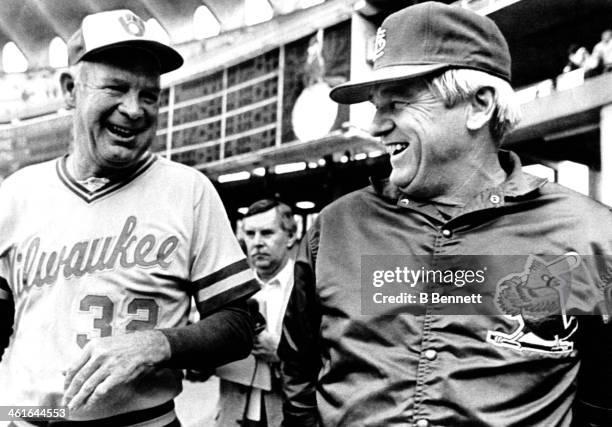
[330,1,511,104]
[67,9,183,74]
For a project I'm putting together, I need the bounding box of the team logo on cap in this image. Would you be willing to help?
[119,13,145,37]
[373,27,387,61]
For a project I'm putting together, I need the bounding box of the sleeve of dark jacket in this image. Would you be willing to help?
[278,220,322,427]
[573,315,612,426]
[572,244,612,427]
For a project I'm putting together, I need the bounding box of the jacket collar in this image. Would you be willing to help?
[371,150,547,204]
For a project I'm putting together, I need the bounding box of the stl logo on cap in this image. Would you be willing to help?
[119,12,145,37]
[372,27,387,61]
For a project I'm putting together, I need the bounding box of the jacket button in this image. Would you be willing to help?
[441,229,451,237]
[424,349,437,360]
[415,419,429,427]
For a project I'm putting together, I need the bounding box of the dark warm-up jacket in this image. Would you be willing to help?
[279,150,612,427]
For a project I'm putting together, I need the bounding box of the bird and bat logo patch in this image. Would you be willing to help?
[487,253,581,355]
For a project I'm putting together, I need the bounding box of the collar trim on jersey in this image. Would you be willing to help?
[56,153,157,203]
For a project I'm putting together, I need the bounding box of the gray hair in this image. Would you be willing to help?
[243,198,297,237]
[67,62,84,83]
[427,68,522,142]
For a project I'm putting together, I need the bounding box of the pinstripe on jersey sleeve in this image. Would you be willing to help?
[190,176,260,316]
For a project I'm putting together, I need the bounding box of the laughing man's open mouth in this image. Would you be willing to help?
[386,142,410,156]
[107,123,138,139]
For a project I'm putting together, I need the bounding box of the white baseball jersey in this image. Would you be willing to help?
[0,153,258,420]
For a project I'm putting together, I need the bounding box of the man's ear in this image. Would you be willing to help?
[466,86,495,132]
[60,72,76,109]
[286,232,297,249]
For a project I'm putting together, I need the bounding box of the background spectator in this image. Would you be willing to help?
[589,29,612,75]
[563,44,590,73]
[216,199,298,427]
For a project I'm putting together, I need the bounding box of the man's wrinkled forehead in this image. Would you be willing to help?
[243,208,282,231]
[368,78,432,104]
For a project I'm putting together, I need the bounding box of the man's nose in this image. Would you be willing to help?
[368,110,394,138]
[252,233,265,246]
[118,91,145,120]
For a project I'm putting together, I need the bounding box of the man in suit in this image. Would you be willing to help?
[217,199,298,426]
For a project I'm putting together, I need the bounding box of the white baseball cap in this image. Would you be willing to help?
[67,9,183,74]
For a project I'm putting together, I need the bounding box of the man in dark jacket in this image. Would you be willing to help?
[279,2,612,426]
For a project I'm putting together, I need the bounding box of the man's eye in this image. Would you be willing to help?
[142,93,160,104]
[106,86,126,93]
[390,101,409,110]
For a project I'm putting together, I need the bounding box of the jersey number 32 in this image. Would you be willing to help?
[76,295,159,348]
